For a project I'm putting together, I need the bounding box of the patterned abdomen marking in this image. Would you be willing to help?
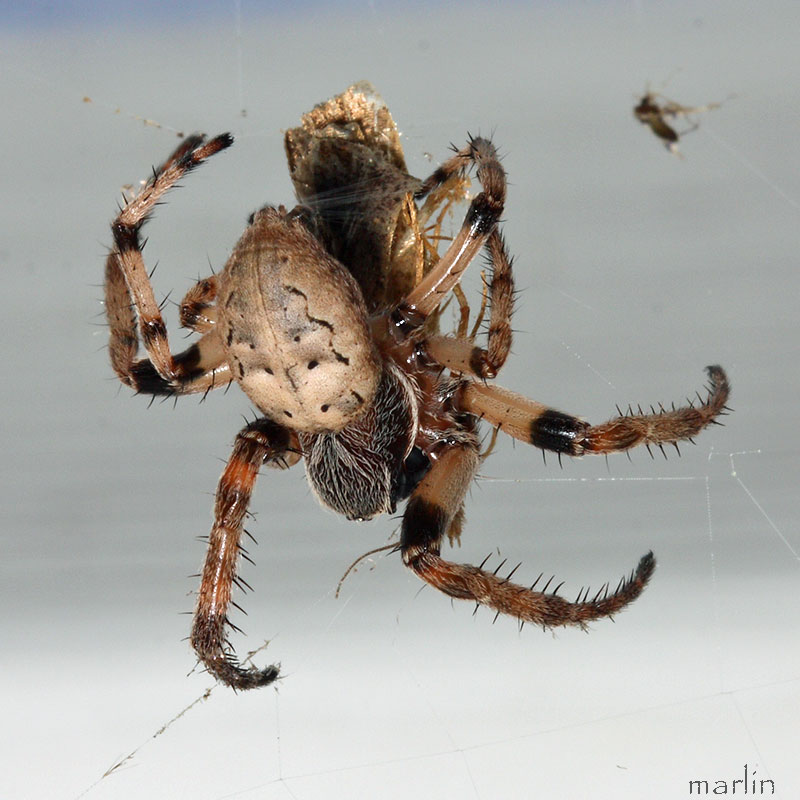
[218,207,381,432]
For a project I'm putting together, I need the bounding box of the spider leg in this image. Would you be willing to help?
[401,444,655,627]
[398,139,513,379]
[460,366,730,457]
[452,282,473,339]
[425,228,515,379]
[191,417,300,690]
[401,137,506,320]
[423,335,492,379]
[180,275,219,332]
[105,255,230,394]
[415,170,470,232]
[581,365,729,455]
[104,134,232,392]
[482,228,515,374]
[127,331,233,396]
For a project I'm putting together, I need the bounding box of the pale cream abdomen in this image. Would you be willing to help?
[217,207,380,432]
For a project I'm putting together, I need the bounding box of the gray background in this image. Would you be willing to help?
[2,2,798,798]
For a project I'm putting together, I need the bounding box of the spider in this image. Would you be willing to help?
[104,82,730,690]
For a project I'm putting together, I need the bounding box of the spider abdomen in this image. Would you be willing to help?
[301,364,420,520]
[218,206,381,432]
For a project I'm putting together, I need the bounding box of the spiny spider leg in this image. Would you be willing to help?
[482,228,515,374]
[131,329,234,396]
[460,366,730,457]
[179,275,219,333]
[425,228,515,379]
[190,417,300,690]
[402,137,506,320]
[401,445,655,626]
[105,256,231,395]
[104,134,232,394]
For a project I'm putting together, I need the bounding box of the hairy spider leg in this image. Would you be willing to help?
[190,417,300,690]
[179,275,219,333]
[408,139,515,379]
[424,228,515,379]
[400,445,656,627]
[460,366,730,457]
[104,134,234,395]
[404,137,506,320]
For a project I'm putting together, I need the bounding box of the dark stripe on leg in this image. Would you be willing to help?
[529,410,588,455]
[464,191,503,236]
[401,496,448,562]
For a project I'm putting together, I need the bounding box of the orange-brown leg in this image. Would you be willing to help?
[190,418,300,690]
[424,335,493,379]
[460,366,730,457]
[400,444,655,628]
[404,137,514,378]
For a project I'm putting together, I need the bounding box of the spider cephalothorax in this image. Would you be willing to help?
[105,82,730,689]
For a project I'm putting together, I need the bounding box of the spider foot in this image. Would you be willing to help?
[203,657,280,691]
[195,646,280,691]
[191,614,280,690]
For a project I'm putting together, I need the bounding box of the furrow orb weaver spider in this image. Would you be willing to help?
[104,82,729,689]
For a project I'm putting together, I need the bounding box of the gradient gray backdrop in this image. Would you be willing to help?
[2,2,798,798]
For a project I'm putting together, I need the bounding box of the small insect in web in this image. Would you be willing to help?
[633,88,726,156]
[104,81,730,690]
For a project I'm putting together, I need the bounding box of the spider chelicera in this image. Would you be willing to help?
[105,82,730,689]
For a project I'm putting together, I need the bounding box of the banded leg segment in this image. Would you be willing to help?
[105,255,230,394]
[126,329,232,396]
[403,137,506,320]
[104,134,233,393]
[190,418,300,690]
[424,335,492,379]
[461,366,730,457]
[401,445,655,627]
[407,137,514,378]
